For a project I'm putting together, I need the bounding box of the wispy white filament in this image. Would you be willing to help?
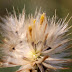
[0,9,72,72]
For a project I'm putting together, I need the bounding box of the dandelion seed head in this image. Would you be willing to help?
[0,8,72,72]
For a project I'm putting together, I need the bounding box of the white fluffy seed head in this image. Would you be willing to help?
[0,9,72,72]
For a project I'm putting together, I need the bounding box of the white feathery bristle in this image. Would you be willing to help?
[0,9,72,72]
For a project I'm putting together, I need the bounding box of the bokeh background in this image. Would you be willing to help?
[0,0,72,72]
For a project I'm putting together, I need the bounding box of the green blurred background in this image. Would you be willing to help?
[0,0,72,72]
